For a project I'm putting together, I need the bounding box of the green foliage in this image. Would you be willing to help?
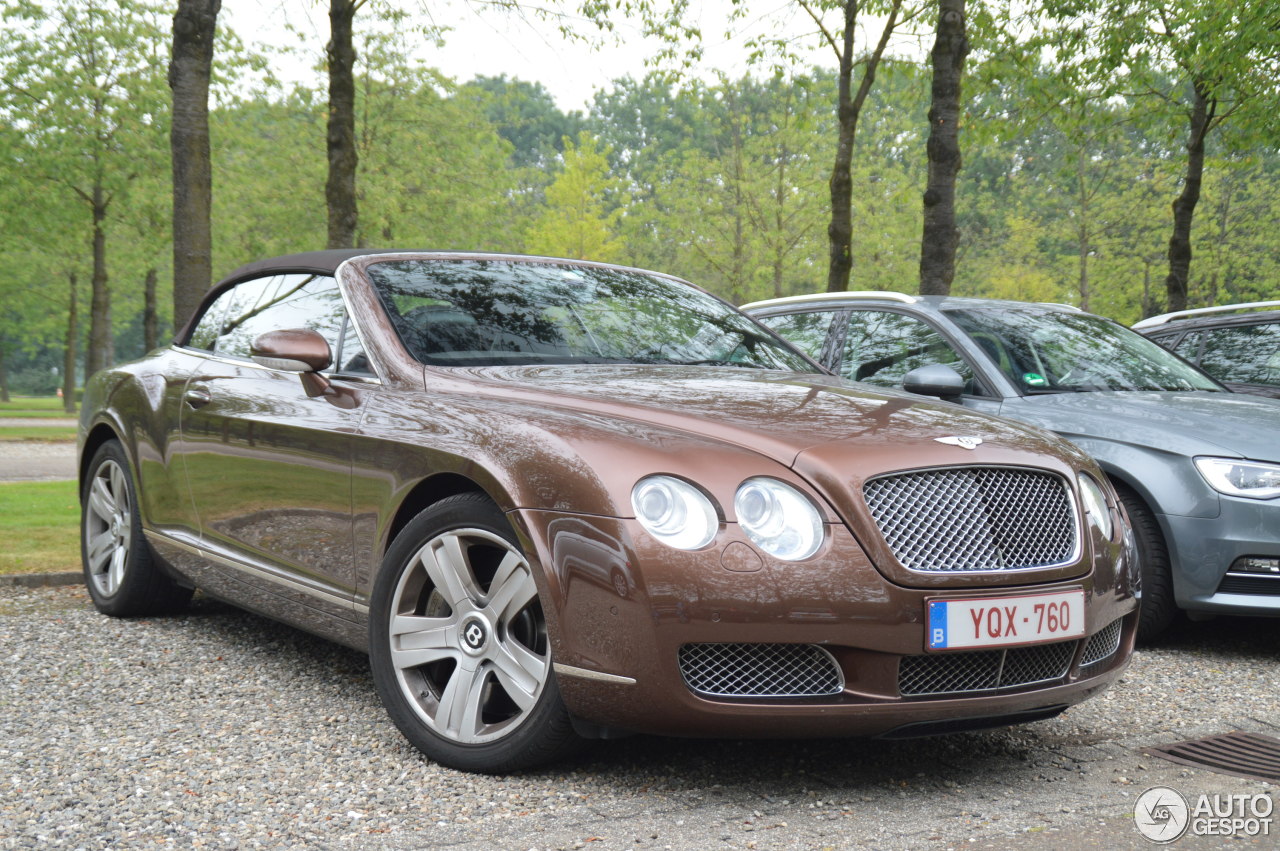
[524,132,625,261]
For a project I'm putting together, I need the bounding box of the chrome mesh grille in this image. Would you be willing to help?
[863,467,1078,572]
[1080,618,1124,667]
[679,643,844,698]
[899,640,1076,697]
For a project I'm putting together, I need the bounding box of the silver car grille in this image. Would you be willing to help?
[1080,618,1124,668]
[679,643,844,698]
[863,466,1078,572]
[899,640,1077,697]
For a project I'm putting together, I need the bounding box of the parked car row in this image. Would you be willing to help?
[75,250,1270,773]
[1134,300,1280,398]
[744,292,1280,642]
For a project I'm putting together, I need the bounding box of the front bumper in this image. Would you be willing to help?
[514,509,1138,738]
[1162,498,1280,616]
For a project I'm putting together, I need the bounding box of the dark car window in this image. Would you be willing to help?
[1168,330,1201,359]
[187,274,349,366]
[755,311,839,366]
[365,259,816,371]
[334,314,374,375]
[840,310,975,388]
[187,287,237,352]
[1198,323,1280,388]
[946,307,1222,393]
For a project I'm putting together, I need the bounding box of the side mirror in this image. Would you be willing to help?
[251,329,334,397]
[902,363,965,403]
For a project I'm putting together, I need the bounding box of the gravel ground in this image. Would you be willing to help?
[1,584,1276,850]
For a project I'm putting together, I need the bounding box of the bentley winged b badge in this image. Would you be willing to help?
[935,436,984,450]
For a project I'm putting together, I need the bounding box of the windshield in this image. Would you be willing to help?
[365,258,815,371]
[945,307,1223,393]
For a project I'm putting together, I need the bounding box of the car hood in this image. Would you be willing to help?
[447,364,1083,471]
[1003,390,1280,462]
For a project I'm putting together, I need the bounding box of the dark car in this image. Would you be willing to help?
[79,253,1136,773]
[744,292,1280,641]
[1135,301,1280,399]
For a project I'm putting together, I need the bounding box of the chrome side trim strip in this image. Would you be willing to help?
[144,529,356,610]
[553,663,636,685]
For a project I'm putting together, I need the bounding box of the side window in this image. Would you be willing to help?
[841,310,975,390]
[334,315,374,376]
[1166,331,1201,361]
[186,288,238,352]
[212,274,346,363]
[1198,324,1280,387]
[756,311,838,365]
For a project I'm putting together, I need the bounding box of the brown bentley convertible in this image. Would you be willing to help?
[79,251,1139,772]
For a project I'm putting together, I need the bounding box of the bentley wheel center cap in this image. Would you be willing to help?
[461,617,489,654]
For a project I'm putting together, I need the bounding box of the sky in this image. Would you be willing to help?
[224,1,922,111]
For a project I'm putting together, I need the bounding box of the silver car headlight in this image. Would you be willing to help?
[1194,457,1280,500]
[734,478,824,561]
[1076,473,1113,539]
[631,476,718,550]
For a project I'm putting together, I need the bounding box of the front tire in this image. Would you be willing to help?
[1114,484,1177,641]
[368,493,582,773]
[81,440,192,616]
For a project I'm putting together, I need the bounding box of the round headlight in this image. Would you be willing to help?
[734,478,824,561]
[631,476,718,550]
[1077,473,1113,540]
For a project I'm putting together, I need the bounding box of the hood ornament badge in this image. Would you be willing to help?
[935,436,983,450]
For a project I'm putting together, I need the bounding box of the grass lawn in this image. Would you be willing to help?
[0,395,75,418]
[0,427,78,442]
[0,480,80,575]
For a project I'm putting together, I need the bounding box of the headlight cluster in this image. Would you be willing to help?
[1076,473,1113,539]
[1194,457,1280,500]
[631,475,824,561]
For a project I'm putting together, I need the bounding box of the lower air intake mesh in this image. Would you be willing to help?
[679,643,844,698]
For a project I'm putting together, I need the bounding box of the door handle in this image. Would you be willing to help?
[184,387,212,409]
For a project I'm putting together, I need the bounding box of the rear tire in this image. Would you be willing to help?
[1114,484,1177,641]
[368,493,583,773]
[81,440,192,617]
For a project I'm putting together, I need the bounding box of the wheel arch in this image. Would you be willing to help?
[80,422,126,494]
[383,472,499,556]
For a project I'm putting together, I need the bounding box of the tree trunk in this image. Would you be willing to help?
[144,267,159,351]
[170,0,220,334]
[0,345,9,403]
[825,0,902,293]
[826,1,858,293]
[86,187,112,377]
[65,273,78,415]
[1165,79,1213,313]
[325,0,359,249]
[918,0,968,296]
[1076,149,1090,312]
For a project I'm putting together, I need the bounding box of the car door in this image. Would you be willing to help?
[178,272,372,617]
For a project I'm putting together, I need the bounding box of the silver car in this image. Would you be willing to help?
[744,292,1280,640]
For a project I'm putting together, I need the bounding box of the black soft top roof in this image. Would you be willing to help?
[214,249,416,288]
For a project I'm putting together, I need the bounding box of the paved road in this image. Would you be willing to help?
[1,584,1275,850]
[0,439,76,481]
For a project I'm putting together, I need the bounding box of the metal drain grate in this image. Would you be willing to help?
[1142,731,1280,782]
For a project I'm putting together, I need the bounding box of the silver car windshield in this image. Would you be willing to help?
[366,258,814,371]
[946,307,1223,394]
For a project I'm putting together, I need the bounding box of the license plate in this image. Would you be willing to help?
[927,589,1086,651]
